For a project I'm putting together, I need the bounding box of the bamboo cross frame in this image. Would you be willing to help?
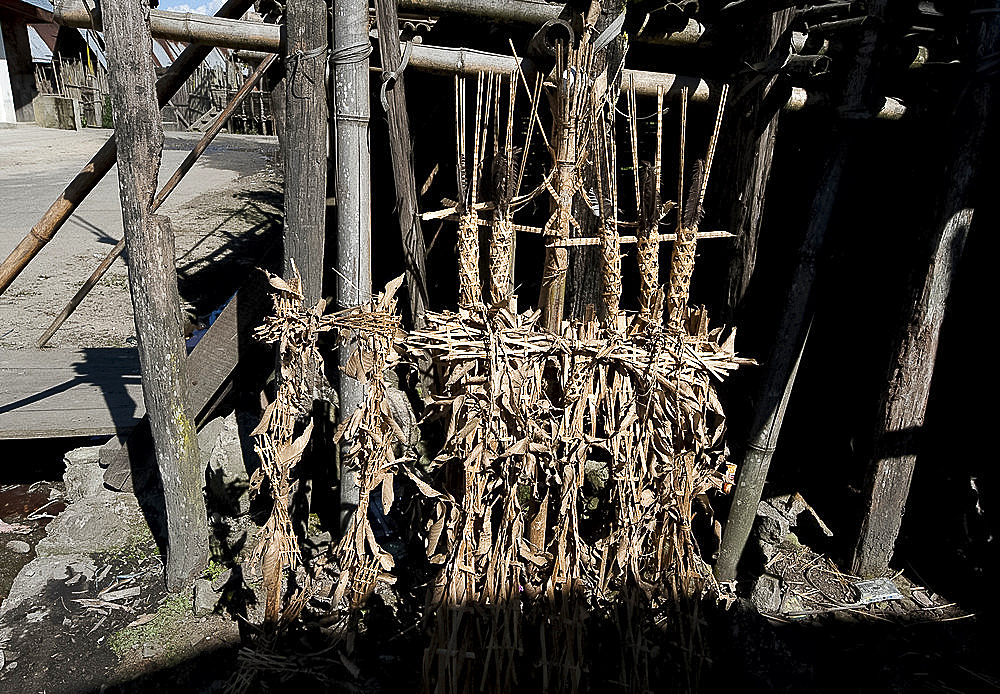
[436,49,732,334]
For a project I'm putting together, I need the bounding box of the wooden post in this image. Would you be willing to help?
[332,0,373,531]
[102,0,207,592]
[714,9,794,322]
[283,0,328,306]
[715,0,890,583]
[0,0,255,298]
[851,4,1000,578]
[564,0,625,324]
[374,0,430,328]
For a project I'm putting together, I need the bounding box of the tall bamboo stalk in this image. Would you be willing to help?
[333,0,374,531]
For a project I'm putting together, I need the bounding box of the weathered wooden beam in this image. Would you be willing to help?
[0,0,256,298]
[375,0,429,328]
[53,0,282,52]
[283,0,328,306]
[713,8,794,323]
[851,3,1000,579]
[102,0,207,592]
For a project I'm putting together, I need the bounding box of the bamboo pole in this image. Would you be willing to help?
[36,54,277,348]
[333,0,374,532]
[101,0,207,592]
[48,3,908,121]
[0,0,256,298]
[396,0,705,46]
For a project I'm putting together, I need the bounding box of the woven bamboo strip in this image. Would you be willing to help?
[597,108,621,327]
[458,213,482,309]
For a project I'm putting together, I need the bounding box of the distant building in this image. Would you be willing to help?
[1,0,52,123]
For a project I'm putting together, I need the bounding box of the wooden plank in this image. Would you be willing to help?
[0,348,145,439]
[101,272,272,491]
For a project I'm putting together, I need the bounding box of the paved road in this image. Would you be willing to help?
[0,124,277,294]
[0,124,279,349]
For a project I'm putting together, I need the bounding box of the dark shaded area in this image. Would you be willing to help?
[0,436,103,483]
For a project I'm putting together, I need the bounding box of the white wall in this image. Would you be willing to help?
[1,18,19,124]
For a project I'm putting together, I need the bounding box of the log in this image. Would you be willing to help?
[715,0,891,583]
[53,0,282,52]
[36,54,277,348]
[102,0,207,592]
[333,0,374,531]
[283,0,328,306]
[0,0,256,298]
[375,0,429,328]
[850,3,1000,578]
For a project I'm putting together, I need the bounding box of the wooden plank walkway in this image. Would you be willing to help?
[0,349,145,439]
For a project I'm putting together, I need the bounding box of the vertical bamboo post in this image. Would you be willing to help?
[102,0,207,592]
[539,42,581,333]
[333,0,373,531]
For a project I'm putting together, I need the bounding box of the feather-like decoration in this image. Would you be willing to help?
[683,158,705,230]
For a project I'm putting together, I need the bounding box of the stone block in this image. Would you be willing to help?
[33,95,82,131]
